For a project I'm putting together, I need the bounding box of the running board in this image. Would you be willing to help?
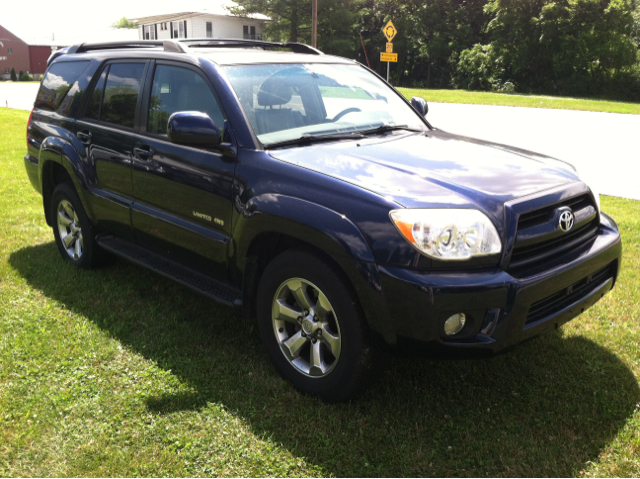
[96,235,242,309]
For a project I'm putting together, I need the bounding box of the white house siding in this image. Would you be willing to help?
[190,15,264,39]
[138,15,264,41]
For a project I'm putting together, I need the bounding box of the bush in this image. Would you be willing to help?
[19,73,31,82]
[10,68,16,82]
[452,44,504,91]
[492,81,516,93]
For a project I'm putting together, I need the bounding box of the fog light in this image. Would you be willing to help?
[444,313,466,336]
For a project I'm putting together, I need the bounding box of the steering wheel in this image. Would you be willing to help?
[331,107,361,122]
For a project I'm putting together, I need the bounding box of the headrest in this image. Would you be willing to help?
[257,77,293,107]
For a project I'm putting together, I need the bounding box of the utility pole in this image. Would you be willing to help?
[312,0,318,48]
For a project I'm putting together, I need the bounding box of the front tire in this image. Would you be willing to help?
[51,182,105,269]
[257,249,384,402]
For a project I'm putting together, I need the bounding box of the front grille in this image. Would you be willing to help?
[525,263,613,325]
[508,193,599,274]
[517,194,593,231]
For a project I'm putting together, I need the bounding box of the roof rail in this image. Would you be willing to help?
[66,40,188,55]
[47,38,322,66]
[178,38,323,55]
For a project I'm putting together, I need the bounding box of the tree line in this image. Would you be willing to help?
[233,0,640,101]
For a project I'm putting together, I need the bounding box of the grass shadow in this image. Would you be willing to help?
[9,242,640,476]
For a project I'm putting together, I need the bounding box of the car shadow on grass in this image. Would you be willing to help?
[10,242,640,477]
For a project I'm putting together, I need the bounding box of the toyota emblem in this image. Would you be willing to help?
[559,210,575,232]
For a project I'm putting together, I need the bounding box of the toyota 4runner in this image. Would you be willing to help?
[24,39,622,401]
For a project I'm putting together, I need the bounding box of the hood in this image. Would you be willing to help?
[269,130,579,213]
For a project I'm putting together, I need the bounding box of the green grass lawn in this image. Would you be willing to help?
[1,108,639,477]
[397,88,640,115]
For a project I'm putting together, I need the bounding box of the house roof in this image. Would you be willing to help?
[129,0,271,24]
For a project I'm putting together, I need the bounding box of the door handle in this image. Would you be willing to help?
[77,130,91,144]
[134,146,155,160]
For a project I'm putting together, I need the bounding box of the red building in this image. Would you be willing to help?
[0,25,62,79]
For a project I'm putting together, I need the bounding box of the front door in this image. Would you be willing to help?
[131,61,235,279]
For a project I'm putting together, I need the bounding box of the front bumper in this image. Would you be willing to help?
[377,214,622,356]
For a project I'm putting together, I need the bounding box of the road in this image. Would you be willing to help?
[2,83,638,200]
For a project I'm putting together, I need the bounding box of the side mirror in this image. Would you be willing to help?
[411,97,428,117]
[167,111,221,147]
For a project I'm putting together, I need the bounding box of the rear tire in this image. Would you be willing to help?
[51,182,106,269]
[257,249,385,402]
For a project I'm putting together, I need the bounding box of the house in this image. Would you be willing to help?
[130,2,271,42]
[0,25,62,79]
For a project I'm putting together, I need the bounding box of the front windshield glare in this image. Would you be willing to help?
[223,63,425,146]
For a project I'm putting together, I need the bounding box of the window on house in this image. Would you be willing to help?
[243,26,256,40]
[143,25,157,40]
[8,48,13,54]
[4,68,9,73]
[206,22,212,38]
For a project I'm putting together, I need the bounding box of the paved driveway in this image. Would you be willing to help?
[0,83,40,111]
[2,83,638,200]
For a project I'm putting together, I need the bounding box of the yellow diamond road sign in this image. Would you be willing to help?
[382,20,397,42]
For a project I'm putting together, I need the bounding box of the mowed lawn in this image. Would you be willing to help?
[1,108,639,477]
[397,88,640,115]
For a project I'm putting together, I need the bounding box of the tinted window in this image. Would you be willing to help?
[35,61,90,112]
[85,67,107,121]
[101,63,145,128]
[148,64,225,137]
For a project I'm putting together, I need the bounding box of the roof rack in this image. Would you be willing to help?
[179,38,323,55]
[54,39,322,64]
[67,40,187,55]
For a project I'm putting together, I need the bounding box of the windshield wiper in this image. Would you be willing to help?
[264,131,367,149]
[359,124,422,135]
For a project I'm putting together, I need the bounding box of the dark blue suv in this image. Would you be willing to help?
[25,39,622,401]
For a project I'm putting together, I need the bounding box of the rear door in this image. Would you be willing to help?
[76,60,149,238]
[131,61,235,279]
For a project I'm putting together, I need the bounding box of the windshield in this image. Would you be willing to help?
[223,63,426,147]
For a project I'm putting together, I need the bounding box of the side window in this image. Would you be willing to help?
[100,63,146,128]
[148,64,225,137]
[35,61,90,112]
[85,67,108,121]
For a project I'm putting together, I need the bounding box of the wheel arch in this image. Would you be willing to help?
[38,137,94,227]
[233,194,395,345]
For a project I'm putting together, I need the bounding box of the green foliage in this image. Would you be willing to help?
[231,0,360,57]
[19,73,31,82]
[111,17,138,29]
[455,0,640,100]
[452,43,504,90]
[10,68,16,82]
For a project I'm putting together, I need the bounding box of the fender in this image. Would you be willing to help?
[38,135,96,225]
[233,194,396,344]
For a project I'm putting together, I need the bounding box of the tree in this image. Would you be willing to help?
[111,17,138,29]
[10,68,16,82]
[230,0,360,57]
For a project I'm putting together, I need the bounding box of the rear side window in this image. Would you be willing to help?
[35,61,90,112]
[101,63,146,128]
[84,62,145,129]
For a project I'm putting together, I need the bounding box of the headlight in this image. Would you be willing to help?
[389,209,502,260]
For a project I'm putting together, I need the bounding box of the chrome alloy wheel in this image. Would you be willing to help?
[56,200,83,260]
[271,278,342,378]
